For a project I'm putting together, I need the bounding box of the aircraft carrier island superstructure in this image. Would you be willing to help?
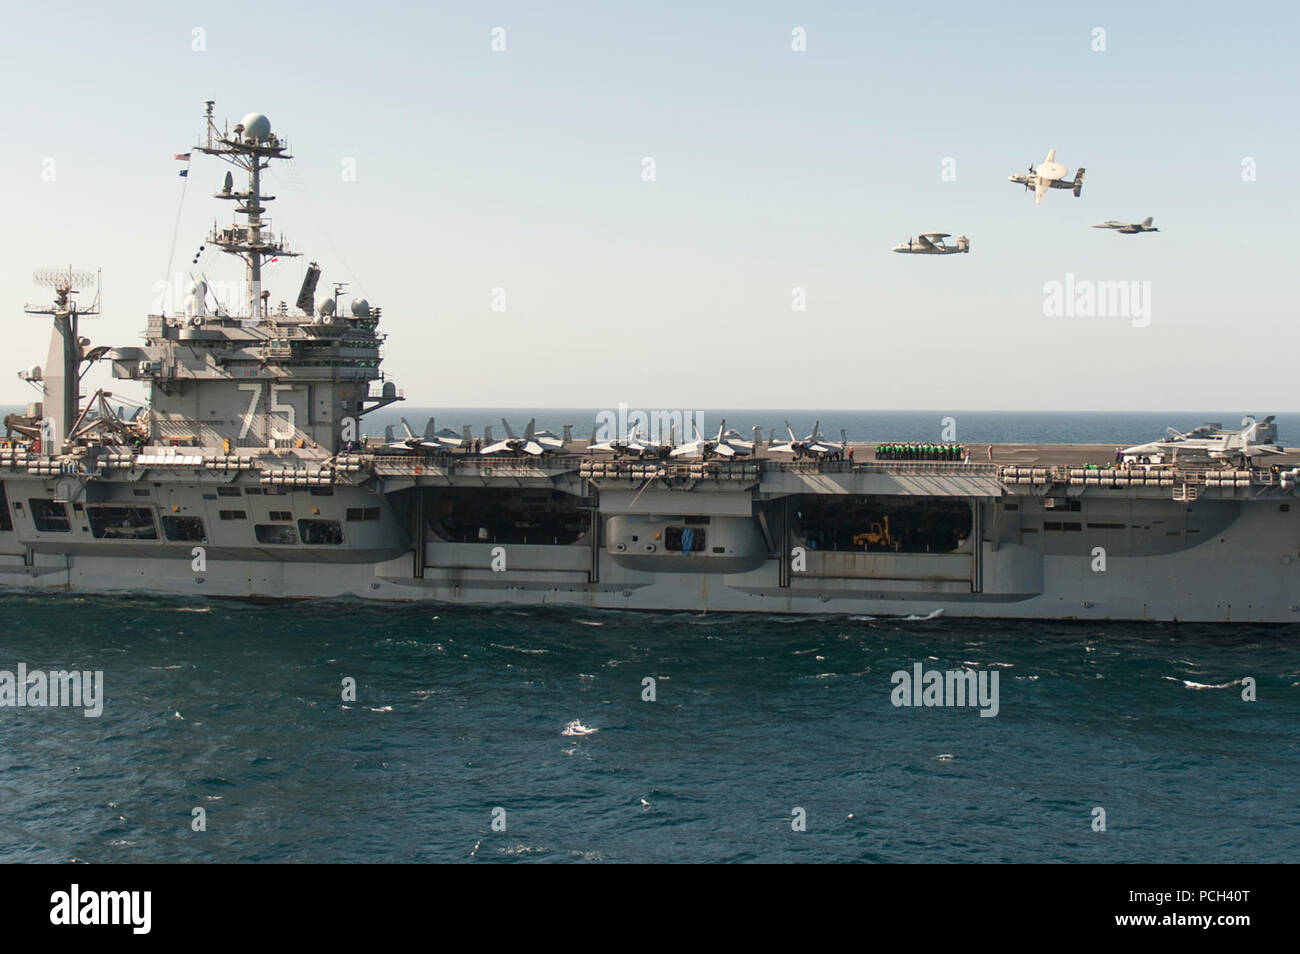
[4,105,1300,622]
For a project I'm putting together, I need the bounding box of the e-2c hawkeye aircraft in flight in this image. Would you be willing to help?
[1008,148,1085,204]
[891,232,969,254]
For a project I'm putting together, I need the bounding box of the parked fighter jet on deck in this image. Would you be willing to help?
[892,233,970,254]
[1093,216,1158,234]
[768,421,841,459]
[1008,149,1085,204]
[481,418,557,456]
[670,421,753,459]
[1121,417,1285,466]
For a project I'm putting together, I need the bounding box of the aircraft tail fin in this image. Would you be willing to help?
[562,424,573,445]
[1142,216,1153,228]
[384,424,395,442]
[462,425,472,444]
[957,235,969,252]
[483,425,494,444]
[400,417,415,439]
[524,418,536,440]
[423,417,436,439]
[1072,167,1086,196]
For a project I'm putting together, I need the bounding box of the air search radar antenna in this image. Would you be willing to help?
[29,266,100,314]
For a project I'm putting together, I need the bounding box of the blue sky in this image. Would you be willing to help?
[3,1,1296,410]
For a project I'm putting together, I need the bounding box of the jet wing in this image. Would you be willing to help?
[916,234,937,249]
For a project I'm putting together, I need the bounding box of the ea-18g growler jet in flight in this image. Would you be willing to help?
[891,233,969,254]
[1093,216,1158,234]
[1008,149,1085,204]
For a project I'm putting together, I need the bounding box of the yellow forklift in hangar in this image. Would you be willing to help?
[852,517,893,551]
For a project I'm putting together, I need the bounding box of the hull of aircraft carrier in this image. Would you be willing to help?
[4,441,1300,623]
[4,104,1298,623]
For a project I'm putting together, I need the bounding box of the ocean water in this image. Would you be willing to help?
[1,595,1296,864]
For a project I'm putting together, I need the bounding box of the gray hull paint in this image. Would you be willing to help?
[4,490,1297,622]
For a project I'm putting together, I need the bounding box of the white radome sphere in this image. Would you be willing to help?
[316,297,336,316]
[240,113,272,143]
[350,298,370,317]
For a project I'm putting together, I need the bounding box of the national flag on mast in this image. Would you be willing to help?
[178,169,188,177]
[173,152,191,161]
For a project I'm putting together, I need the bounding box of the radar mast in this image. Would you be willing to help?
[195,101,298,319]
[23,267,99,454]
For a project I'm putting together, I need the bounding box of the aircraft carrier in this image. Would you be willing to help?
[4,104,1299,623]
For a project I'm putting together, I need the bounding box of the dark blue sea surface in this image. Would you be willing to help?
[1,593,1296,863]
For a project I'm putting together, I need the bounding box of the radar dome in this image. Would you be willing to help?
[240,113,272,143]
[350,298,370,317]
[382,382,397,399]
[27,365,42,381]
[316,297,336,316]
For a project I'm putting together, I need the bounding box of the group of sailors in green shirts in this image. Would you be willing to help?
[874,442,967,462]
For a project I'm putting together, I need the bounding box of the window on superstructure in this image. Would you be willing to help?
[219,510,247,520]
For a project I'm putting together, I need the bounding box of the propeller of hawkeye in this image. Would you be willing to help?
[1008,148,1085,204]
